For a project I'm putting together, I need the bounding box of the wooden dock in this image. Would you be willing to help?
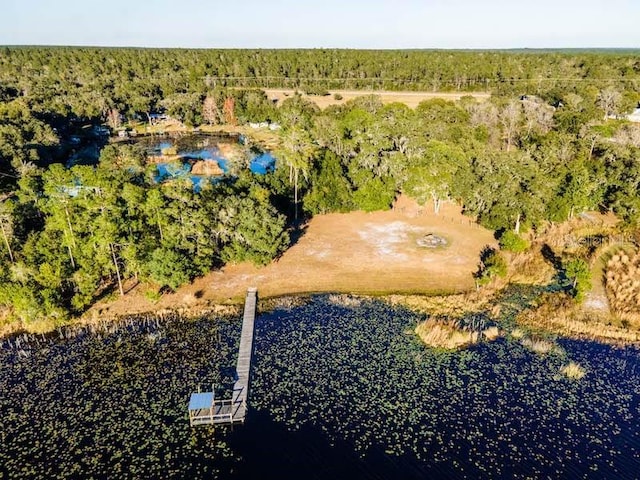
[188,287,257,426]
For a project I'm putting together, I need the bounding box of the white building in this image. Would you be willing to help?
[628,108,640,123]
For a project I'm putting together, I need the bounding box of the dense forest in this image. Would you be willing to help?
[1,47,640,134]
[1,47,640,328]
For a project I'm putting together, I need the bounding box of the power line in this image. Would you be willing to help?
[201,75,637,84]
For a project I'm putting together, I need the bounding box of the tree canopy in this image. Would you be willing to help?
[2,47,640,324]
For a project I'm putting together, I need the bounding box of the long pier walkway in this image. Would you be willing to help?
[188,287,257,426]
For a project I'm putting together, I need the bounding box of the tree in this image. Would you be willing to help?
[219,195,289,265]
[239,89,278,123]
[522,99,554,139]
[278,126,317,220]
[0,99,58,175]
[99,144,145,172]
[464,150,546,233]
[106,108,121,130]
[499,100,521,152]
[350,173,396,212]
[499,230,529,252]
[475,247,507,287]
[0,200,15,262]
[279,95,319,129]
[548,164,598,221]
[146,247,193,290]
[563,257,591,302]
[143,188,168,242]
[223,97,237,126]
[202,95,221,125]
[304,150,354,214]
[41,164,79,269]
[403,140,463,214]
[160,92,203,126]
[597,87,621,119]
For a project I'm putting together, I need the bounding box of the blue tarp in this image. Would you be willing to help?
[188,392,214,411]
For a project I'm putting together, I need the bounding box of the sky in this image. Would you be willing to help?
[1,0,639,49]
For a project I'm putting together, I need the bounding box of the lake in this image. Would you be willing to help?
[1,296,639,479]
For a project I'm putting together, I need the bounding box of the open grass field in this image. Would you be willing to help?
[263,88,491,109]
[89,197,496,318]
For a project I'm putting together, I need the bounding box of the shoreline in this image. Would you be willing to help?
[3,289,639,347]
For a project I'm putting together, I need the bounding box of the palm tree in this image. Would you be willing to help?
[278,127,317,221]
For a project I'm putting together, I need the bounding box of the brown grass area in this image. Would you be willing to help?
[414,319,501,350]
[504,246,556,285]
[263,89,490,110]
[535,212,619,243]
[604,249,640,323]
[523,213,623,316]
[198,124,281,150]
[517,293,640,343]
[88,197,496,318]
[387,290,494,318]
[561,362,587,380]
[415,321,475,350]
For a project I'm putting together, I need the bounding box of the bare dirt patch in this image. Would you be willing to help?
[263,89,490,110]
[90,197,496,317]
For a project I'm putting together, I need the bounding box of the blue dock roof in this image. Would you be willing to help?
[188,392,214,411]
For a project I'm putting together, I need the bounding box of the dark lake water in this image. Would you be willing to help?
[1,296,639,479]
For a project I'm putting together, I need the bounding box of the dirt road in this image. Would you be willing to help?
[263,88,490,109]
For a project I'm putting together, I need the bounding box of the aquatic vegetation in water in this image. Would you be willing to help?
[561,361,587,380]
[510,327,526,339]
[415,312,500,350]
[250,296,640,479]
[521,336,557,354]
[0,315,241,479]
[415,320,474,349]
[328,294,363,308]
[482,325,500,340]
[2,297,640,479]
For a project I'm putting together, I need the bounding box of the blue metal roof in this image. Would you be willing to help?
[188,392,214,411]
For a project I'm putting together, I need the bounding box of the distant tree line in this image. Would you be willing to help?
[1,47,639,122]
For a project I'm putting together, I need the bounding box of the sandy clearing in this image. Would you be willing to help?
[263,88,490,109]
[90,196,497,317]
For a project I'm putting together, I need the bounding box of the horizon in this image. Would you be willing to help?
[3,0,640,50]
[2,45,640,52]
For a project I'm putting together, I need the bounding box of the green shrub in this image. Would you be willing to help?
[144,289,162,303]
[145,248,193,291]
[475,247,508,286]
[499,230,530,252]
[303,85,329,96]
[562,257,591,302]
